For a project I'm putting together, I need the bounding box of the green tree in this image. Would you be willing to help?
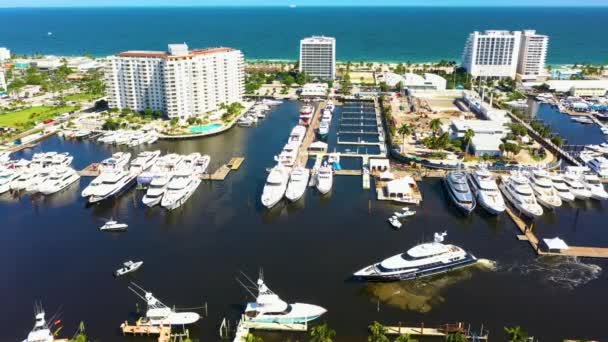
[397,123,412,152]
[379,82,390,92]
[504,326,529,342]
[393,333,416,342]
[283,74,296,87]
[395,81,404,92]
[463,128,475,154]
[310,323,336,342]
[169,118,179,127]
[550,135,564,147]
[245,333,263,342]
[446,332,467,342]
[429,118,442,135]
[368,322,390,342]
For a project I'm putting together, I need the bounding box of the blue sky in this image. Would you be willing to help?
[1,0,607,6]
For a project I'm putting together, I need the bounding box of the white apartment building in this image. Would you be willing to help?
[462,30,522,79]
[0,47,10,61]
[299,36,336,80]
[517,30,549,81]
[105,43,244,119]
[0,69,6,91]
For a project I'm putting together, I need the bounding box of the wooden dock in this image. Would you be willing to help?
[78,163,101,177]
[334,169,362,176]
[120,321,171,342]
[228,157,245,170]
[200,157,246,180]
[296,101,325,167]
[384,322,488,340]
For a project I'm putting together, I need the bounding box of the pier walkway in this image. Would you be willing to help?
[384,322,488,340]
[120,321,171,342]
[296,101,324,167]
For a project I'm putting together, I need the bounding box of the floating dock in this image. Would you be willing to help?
[228,157,245,170]
[383,322,489,340]
[78,163,101,177]
[296,101,325,166]
[120,321,171,342]
[231,317,308,341]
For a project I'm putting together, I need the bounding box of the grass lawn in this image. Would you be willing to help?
[63,93,103,102]
[0,105,80,128]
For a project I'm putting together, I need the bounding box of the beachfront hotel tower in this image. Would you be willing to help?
[105,43,244,119]
[299,36,336,80]
[462,30,522,79]
[517,30,549,81]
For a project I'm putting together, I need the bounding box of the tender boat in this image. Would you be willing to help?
[38,167,81,195]
[562,172,592,199]
[526,169,562,208]
[315,162,333,195]
[242,275,326,324]
[161,170,201,210]
[285,166,310,202]
[115,260,144,276]
[443,171,476,214]
[128,284,200,326]
[499,172,544,218]
[353,232,478,281]
[261,165,289,208]
[549,173,576,202]
[467,165,505,215]
[100,220,128,232]
[22,309,54,342]
[388,216,402,229]
[393,207,416,218]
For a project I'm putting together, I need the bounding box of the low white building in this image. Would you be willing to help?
[67,57,103,72]
[470,135,503,157]
[527,80,608,95]
[449,119,509,139]
[300,83,328,97]
[0,47,10,61]
[33,56,64,70]
[377,72,446,91]
[462,91,511,124]
[0,69,6,91]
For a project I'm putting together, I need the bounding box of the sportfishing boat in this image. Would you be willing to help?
[526,169,562,208]
[499,172,544,218]
[128,283,200,326]
[87,170,136,203]
[129,150,161,174]
[353,232,478,282]
[562,172,592,199]
[240,275,326,324]
[115,260,143,277]
[99,152,131,173]
[99,219,128,232]
[318,121,330,139]
[315,162,333,195]
[548,173,576,202]
[276,143,299,168]
[38,167,80,195]
[22,308,54,342]
[299,105,314,125]
[161,170,201,210]
[321,109,332,122]
[393,207,416,219]
[285,166,310,202]
[261,165,289,208]
[467,165,505,215]
[288,125,307,146]
[443,171,476,214]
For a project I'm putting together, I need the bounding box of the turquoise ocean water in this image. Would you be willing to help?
[0,7,607,63]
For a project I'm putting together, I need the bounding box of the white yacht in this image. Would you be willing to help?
[276,143,299,168]
[137,153,184,187]
[354,232,478,281]
[142,173,173,207]
[38,167,80,195]
[25,169,53,193]
[242,276,326,324]
[0,151,11,164]
[321,109,332,122]
[562,172,592,199]
[195,155,211,175]
[580,153,608,178]
[0,168,20,194]
[499,172,544,218]
[22,309,54,342]
[261,165,289,208]
[581,172,608,200]
[318,121,330,138]
[443,171,476,214]
[315,162,333,195]
[161,170,201,210]
[10,168,38,191]
[129,150,161,174]
[49,152,73,168]
[526,169,562,208]
[99,219,128,232]
[87,170,137,203]
[128,284,200,326]
[99,152,131,173]
[467,165,505,215]
[299,105,314,125]
[549,173,576,202]
[285,166,310,202]
[288,125,307,146]
[115,260,144,276]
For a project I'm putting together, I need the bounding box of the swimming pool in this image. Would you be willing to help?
[189,123,223,133]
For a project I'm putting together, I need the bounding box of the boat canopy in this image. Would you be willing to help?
[379,171,395,181]
[543,237,569,251]
[309,141,328,151]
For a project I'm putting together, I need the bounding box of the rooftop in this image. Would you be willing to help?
[116,45,237,59]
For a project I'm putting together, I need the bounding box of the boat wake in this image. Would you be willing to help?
[504,256,601,290]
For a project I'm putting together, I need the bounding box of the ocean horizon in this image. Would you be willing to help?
[0,6,607,64]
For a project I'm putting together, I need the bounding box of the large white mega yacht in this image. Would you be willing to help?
[562,172,592,199]
[354,232,478,281]
[285,166,310,202]
[261,165,289,208]
[315,162,333,195]
[276,143,299,168]
[499,172,544,218]
[99,152,131,173]
[142,172,173,207]
[160,170,201,210]
[242,276,327,324]
[526,169,562,209]
[137,153,184,187]
[443,171,476,214]
[87,170,136,204]
[38,167,81,195]
[580,152,608,178]
[288,125,307,146]
[581,172,608,200]
[129,150,161,174]
[549,173,576,202]
[0,168,20,194]
[467,165,505,215]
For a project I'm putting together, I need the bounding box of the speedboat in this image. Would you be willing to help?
[99,220,128,232]
[526,169,562,208]
[38,167,80,195]
[320,109,332,122]
[353,232,478,281]
[99,152,131,173]
[499,172,544,218]
[581,172,608,200]
[261,165,289,208]
[129,150,161,174]
[128,285,200,326]
[394,207,416,218]
[242,276,326,324]
[161,170,201,210]
[388,216,402,229]
[318,121,330,139]
[285,166,310,202]
[87,170,137,203]
[22,309,54,342]
[562,172,592,199]
[443,171,476,214]
[299,105,314,125]
[467,165,505,215]
[315,162,333,195]
[115,260,143,277]
[143,172,173,207]
[288,125,307,146]
[549,173,576,202]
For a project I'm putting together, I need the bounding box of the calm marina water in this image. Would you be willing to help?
[3,101,608,341]
[1,7,608,63]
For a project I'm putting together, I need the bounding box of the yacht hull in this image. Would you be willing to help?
[355,255,478,282]
[467,174,505,215]
[442,177,476,215]
[88,176,136,204]
[498,183,543,218]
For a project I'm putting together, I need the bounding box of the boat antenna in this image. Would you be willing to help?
[235,277,257,299]
[127,286,148,302]
[129,281,147,293]
[238,271,258,287]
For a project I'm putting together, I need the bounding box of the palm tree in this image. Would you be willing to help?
[504,326,529,342]
[446,332,468,342]
[310,323,336,342]
[393,333,416,342]
[429,118,442,136]
[245,333,263,342]
[368,322,390,342]
[463,128,475,154]
[397,123,412,152]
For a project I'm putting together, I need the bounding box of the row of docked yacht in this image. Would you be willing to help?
[238,100,282,127]
[318,102,335,139]
[97,129,158,146]
[81,152,147,203]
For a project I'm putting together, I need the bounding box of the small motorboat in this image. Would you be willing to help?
[115,260,143,276]
[394,208,416,218]
[99,219,128,232]
[388,216,402,229]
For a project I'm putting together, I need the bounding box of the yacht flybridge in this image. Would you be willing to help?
[285,166,310,202]
[467,164,505,215]
[354,232,478,281]
[238,273,327,324]
[443,171,476,214]
[22,307,55,342]
[261,165,289,208]
[499,171,544,218]
[128,283,200,327]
